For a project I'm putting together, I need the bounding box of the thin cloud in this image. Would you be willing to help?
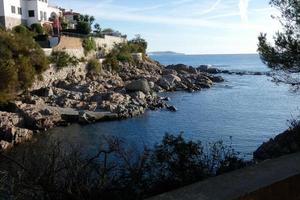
[239,0,250,22]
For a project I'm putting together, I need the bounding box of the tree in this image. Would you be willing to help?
[76,21,91,34]
[74,14,95,35]
[0,29,48,102]
[94,23,101,34]
[257,0,300,88]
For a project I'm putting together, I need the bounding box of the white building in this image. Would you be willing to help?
[0,0,61,29]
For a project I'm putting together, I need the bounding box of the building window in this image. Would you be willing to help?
[40,11,43,20]
[44,12,47,21]
[28,10,35,17]
[18,7,22,15]
[11,6,16,14]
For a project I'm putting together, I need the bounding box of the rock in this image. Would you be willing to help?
[0,140,13,150]
[126,79,151,94]
[161,97,171,101]
[167,105,177,112]
[131,91,146,100]
[158,74,182,90]
[31,87,54,97]
[166,64,189,72]
[148,81,155,89]
[162,69,178,76]
[197,65,220,74]
[254,124,300,161]
[188,66,198,74]
[57,107,79,123]
[198,65,210,71]
[14,128,33,144]
[210,76,225,83]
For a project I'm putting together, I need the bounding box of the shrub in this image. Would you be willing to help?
[103,43,134,72]
[87,58,102,74]
[12,25,31,35]
[82,37,96,55]
[50,51,79,70]
[30,23,44,35]
[103,53,119,72]
[128,34,148,54]
[0,29,48,103]
[0,133,247,200]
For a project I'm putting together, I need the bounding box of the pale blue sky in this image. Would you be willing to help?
[51,0,280,54]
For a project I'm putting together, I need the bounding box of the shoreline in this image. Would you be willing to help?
[0,60,226,151]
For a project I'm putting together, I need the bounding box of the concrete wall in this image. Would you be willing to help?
[53,36,85,58]
[1,0,27,29]
[149,152,300,200]
[0,0,4,18]
[53,35,126,59]
[94,35,127,54]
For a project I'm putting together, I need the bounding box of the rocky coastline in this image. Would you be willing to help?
[0,59,226,150]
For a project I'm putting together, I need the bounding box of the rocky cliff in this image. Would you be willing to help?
[0,59,224,150]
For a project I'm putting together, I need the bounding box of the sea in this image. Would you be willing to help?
[43,54,300,158]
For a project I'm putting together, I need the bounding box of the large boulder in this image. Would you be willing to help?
[158,74,182,90]
[254,124,300,161]
[197,65,221,74]
[125,79,151,94]
[31,87,54,97]
[209,76,225,83]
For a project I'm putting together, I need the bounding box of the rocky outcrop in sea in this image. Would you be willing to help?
[0,60,224,150]
[253,122,300,161]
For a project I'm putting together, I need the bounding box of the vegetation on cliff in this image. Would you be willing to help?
[0,134,246,200]
[49,51,79,70]
[104,35,148,71]
[0,28,48,103]
[82,37,97,55]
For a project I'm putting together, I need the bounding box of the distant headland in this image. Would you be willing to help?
[148,51,185,56]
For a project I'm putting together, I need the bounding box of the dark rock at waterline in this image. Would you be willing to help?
[209,76,224,83]
[167,105,177,112]
[197,65,221,74]
[253,124,300,161]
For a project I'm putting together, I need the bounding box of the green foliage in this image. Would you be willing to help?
[0,134,246,200]
[103,53,119,72]
[128,34,148,54]
[12,25,31,35]
[61,21,68,30]
[103,39,147,72]
[0,29,48,103]
[258,0,300,72]
[30,23,44,35]
[50,51,79,70]
[74,14,95,35]
[76,21,91,35]
[82,37,96,55]
[87,58,102,74]
[94,23,101,33]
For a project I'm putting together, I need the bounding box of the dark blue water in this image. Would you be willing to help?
[46,54,300,158]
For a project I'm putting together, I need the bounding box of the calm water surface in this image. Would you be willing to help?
[45,54,300,158]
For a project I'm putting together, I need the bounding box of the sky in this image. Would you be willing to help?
[51,0,281,54]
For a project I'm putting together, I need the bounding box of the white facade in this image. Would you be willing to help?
[0,0,60,29]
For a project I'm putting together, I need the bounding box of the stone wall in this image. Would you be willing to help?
[94,35,127,54]
[30,63,87,91]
